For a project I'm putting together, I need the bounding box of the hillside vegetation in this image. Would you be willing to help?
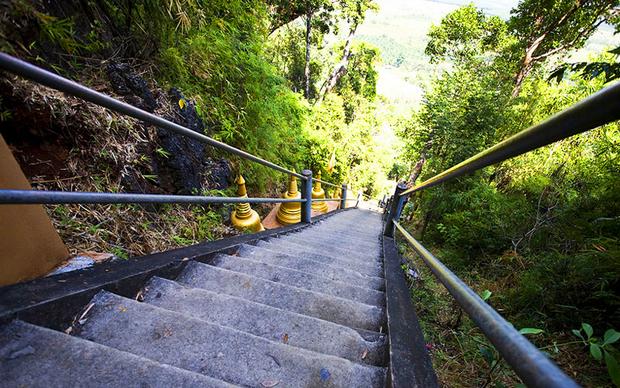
[0,0,395,256]
[395,2,620,386]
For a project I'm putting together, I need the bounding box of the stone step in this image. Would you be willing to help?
[310,225,382,239]
[285,231,381,250]
[77,291,386,388]
[316,217,382,228]
[176,261,385,331]
[282,227,381,247]
[236,244,385,291]
[255,240,383,278]
[0,320,236,388]
[276,234,381,259]
[211,253,385,307]
[259,240,383,276]
[142,277,387,365]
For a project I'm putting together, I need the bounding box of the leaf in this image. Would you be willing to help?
[481,289,492,301]
[361,349,369,359]
[260,380,280,387]
[572,329,585,341]
[178,99,186,109]
[590,343,603,361]
[582,323,594,339]
[479,346,495,366]
[608,46,620,55]
[604,329,620,346]
[604,351,620,387]
[519,328,544,335]
[282,333,289,344]
[548,66,566,83]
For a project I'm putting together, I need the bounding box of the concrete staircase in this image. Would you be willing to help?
[1,209,389,387]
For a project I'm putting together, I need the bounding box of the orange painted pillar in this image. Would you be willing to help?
[0,135,68,286]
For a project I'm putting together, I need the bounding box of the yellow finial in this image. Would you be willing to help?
[313,171,322,191]
[231,175,264,232]
[288,171,298,196]
[276,170,301,225]
[236,175,247,196]
[311,170,328,213]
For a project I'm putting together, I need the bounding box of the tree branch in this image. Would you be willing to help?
[531,17,606,61]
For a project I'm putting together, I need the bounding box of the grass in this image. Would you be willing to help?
[4,75,238,261]
[396,240,613,387]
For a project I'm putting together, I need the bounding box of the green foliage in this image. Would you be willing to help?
[573,324,620,386]
[148,0,310,190]
[508,0,618,58]
[425,4,510,66]
[266,25,325,96]
[301,93,388,194]
[111,246,129,260]
[398,9,620,387]
[334,42,380,121]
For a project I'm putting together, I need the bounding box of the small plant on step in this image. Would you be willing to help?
[572,323,620,386]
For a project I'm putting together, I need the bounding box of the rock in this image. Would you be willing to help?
[106,63,157,112]
[154,89,231,194]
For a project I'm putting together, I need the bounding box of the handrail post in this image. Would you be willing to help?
[383,182,407,237]
[355,192,361,207]
[340,184,347,209]
[300,170,312,223]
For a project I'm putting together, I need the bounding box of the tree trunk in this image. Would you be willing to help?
[304,9,312,99]
[317,25,358,102]
[405,155,425,221]
[512,51,536,97]
[512,32,545,98]
[408,156,426,186]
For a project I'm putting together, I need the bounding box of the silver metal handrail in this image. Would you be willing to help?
[0,52,346,214]
[400,81,620,196]
[313,178,339,187]
[380,78,620,388]
[393,221,579,388]
[0,53,304,180]
[0,189,305,205]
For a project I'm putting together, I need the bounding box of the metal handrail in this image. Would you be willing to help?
[0,52,349,215]
[393,221,578,388]
[0,189,305,205]
[311,198,357,202]
[400,81,620,196]
[0,53,304,180]
[379,76,620,388]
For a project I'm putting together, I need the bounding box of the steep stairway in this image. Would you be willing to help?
[0,209,390,387]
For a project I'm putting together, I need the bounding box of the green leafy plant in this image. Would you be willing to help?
[518,327,544,335]
[111,247,129,260]
[155,148,171,158]
[573,323,620,386]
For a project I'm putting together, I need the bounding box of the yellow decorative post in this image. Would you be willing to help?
[311,171,329,213]
[231,175,264,232]
[276,171,301,225]
[334,186,342,209]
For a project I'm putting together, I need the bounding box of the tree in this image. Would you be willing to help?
[318,0,378,101]
[508,0,619,96]
[425,1,619,97]
[265,0,334,98]
[425,5,509,67]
